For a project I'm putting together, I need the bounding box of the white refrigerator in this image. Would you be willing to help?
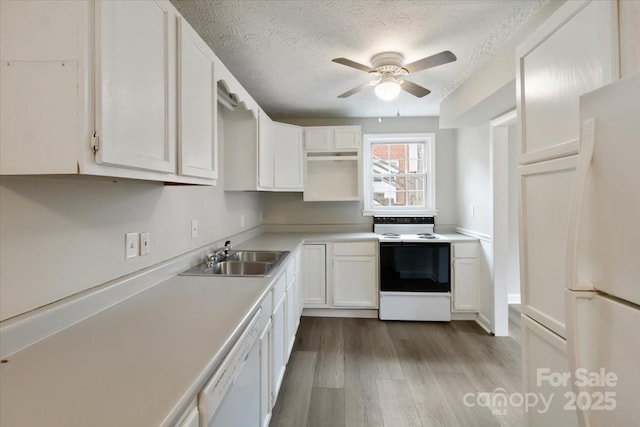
[565,73,640,426]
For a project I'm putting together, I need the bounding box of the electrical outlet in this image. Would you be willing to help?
[140,232,150,256]
[125,232,139,259]
[470,204,475,217]
[191,219,198,238]
[240,214,246,228]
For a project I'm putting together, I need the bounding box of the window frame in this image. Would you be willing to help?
[362,133,437,216]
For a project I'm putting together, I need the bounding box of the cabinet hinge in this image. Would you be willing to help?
[91,131,100,154]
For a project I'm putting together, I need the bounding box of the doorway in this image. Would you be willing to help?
[490,110,520,336]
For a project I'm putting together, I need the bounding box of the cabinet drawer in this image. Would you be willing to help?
[272,273,287,309]
[333,241,377,256]
[285,256,295,284]
[259,291,273,330]
[453,242,477,258]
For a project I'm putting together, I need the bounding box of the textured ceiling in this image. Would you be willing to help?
[171,0,547,119]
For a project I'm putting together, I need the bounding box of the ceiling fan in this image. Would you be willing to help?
[332,50,456,101]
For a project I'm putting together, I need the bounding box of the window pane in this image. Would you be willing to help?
[372,144,390,160]
[390,191,405,206]
[373,191,389,206]
[388,175,406,191]
[406,176,424,191]
[407,191,424,207]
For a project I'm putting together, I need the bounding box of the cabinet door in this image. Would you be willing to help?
[522,315,578,427]
[177,19,217,180]
[452,258,478,311]
[333,256,377,308]
[516,0,617,164]
[258,110,274,189]
[96,0,176,173]
[334,126,360,150]
[271,296,286,402]
[520,155,578,338]
[285,283,296,358]
[273,123,303,190]
[259,320,272,427]
[304,127,332,151]
[302,244,327,306]
[296,249,304,318]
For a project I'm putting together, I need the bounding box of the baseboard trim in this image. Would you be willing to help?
[302,308,378,318]
[0,226,264,358]
[508,294,522,304]
[451,312,478,321]
[476,312,493,334]
[456,227,492,242]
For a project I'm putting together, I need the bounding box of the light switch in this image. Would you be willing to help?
[140,232,150,256]
[125,232,139,259]
[240,214,246,228]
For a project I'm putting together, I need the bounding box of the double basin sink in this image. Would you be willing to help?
[180,250,289,277]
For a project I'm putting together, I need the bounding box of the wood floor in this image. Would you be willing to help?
[270,316,522,427]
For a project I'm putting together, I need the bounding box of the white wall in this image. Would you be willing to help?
[264,116,457,228]
[454,123,491,234]
[439,0,565,128]
[454,122,493,328]
[0,177,262,321]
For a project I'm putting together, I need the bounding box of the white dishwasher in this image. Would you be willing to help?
[199,309,261,427]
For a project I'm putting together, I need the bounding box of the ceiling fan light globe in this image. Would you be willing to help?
[375,81,401,101]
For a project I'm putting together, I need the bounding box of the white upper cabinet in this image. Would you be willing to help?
[225,107,303,192]
[516,0,618,164]
[334,126,360,150]
[95,0,175,173]
[304,127,332,151]
[304,126,360,152]
[258,111,275,190]
[1,0,261,185]
[177,18,217,181]
[273,122,303,191]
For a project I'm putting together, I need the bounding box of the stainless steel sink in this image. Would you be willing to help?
[208,261,273,275]
[227,250,286,263]
[180,250,289,277]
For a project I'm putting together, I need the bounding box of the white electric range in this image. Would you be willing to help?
[374,218,451,322]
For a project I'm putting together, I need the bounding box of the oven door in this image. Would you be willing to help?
[380,242,451,292]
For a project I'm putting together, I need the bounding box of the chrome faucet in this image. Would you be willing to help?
[206,240,232,267]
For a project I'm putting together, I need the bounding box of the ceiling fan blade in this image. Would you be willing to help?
[403,50,457,73]
[332,57,376,73]
[400,80,431,98]
[338,82,372,98]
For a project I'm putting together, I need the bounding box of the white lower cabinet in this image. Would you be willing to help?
[333,256,377,308]
[302,244,327,306]
[303,241,379,310]
[271,288,286,403]
[452,242,479,312]
[285,281,297,357]
[259,318,272,427]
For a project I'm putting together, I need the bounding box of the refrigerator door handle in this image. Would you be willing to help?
[565,118,596,291]
[565,290,596,427]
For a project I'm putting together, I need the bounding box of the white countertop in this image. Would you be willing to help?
[0,231,476,426]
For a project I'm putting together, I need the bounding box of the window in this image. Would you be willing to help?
[362,133,436,216]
